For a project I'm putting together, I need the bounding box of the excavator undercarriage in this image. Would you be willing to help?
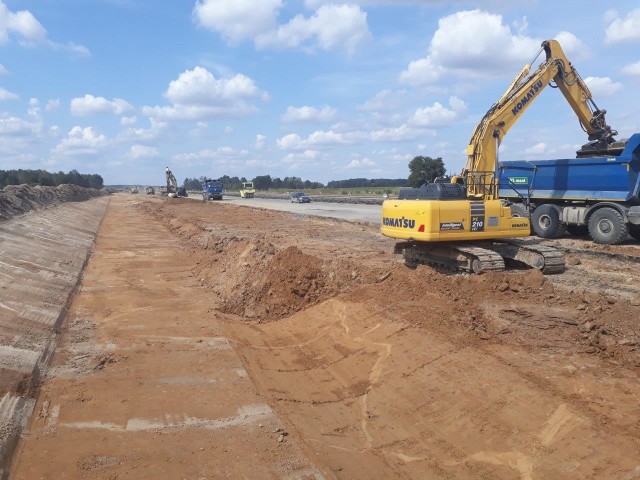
[395,240,565,274]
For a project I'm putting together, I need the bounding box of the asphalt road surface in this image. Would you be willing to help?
[219,197,382,224]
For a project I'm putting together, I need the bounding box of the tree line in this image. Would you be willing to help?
[0,169,104,190]
[182,157,446,191]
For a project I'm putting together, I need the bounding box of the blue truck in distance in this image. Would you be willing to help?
[202,178,223,201]
[499,133,640,245]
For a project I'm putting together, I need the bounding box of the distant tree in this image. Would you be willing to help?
[0,169,103,189]
[252,175,273,190]
[407,156,446,187]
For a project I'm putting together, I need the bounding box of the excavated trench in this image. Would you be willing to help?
[6,196,640,479]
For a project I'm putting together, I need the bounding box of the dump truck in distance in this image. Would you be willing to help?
[500,133,640,244]
[202,179,223,201]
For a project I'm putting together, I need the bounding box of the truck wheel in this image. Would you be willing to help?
[630,226,640,242]
[588,207,628,245]
[510,203,529,218]
[566,224,588,236]
[531,204,564,238]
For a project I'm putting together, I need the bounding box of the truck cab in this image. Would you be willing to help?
[239,182,255,199]
[202,179,223,201]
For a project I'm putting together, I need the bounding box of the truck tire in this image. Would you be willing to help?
[566,224,588,236]
[531,204,565,238]
[588,207,628,245]
[628,225,640,242]
[510,203,529,218]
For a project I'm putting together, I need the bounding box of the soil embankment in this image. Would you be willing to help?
[0,189,109,476]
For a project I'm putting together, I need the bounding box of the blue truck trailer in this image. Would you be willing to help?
[499,133,640,244]
[202,178,223,201]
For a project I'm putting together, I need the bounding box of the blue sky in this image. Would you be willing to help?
[1,1,639,186]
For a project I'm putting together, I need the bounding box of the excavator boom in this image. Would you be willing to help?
[378,39,621,274]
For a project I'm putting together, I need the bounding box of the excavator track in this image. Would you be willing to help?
[397,240,565,275]
[400,242,505,274]
[493,239,566,274]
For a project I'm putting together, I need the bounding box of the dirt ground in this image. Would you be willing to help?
[9,195,640,479]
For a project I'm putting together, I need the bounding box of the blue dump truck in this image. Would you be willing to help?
[499,133,640,244]
[202,178,223,201]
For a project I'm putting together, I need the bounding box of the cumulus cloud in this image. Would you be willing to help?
[282,105,336,123]
[0,1,89,55]
[345,157,375,168]
[256,4,370,54]
[369,124,424,143]
[400,10,540,86]
[130,144,159,159]
[45,99,60,111]
[143,66,267,121]
[70,94,134,116]
[121,115,138,126]
[0,86,18,101]
[553,31,588,59]
[193,0,281,44]
[584,76,623,97]
[0,112,41,138]
[524,142,548,155]
[409,96,467,127]
[54,126,109,155]
[277,129,362,150]
[255,133,267,150]
[604,9,640,44]
[0,1,46,44]
[621,61,640,77]
[359,89,407,112]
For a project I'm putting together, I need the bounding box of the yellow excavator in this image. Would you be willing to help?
[381,39,618,274]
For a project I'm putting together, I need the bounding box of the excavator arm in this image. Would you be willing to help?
[464,39,618,200]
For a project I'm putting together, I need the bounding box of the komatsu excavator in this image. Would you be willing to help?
[381,39,618,274]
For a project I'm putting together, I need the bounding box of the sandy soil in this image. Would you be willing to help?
[9,195,640,479]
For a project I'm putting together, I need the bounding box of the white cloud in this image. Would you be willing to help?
[71,94,133,116]
[54,126,110,156]
[277,129,361,150]
[130,145,159,159]
[604,9,640,44]
[282,149,321,164]
[121,115,138,125]
[193,0,281,44]
[553,31,588,59]
[255,133,267,150]
[256,4,370,54]
[369,124,424,143]
[0,86,18,101]
[0,1,47,44]
[409,96,467,127]
[621,61,640,77]
[359,89,407,112]
[345,157,375,168]
[144,66,267,121]
[584,76,623,97]
[0,63,7,75]
[400,10,540,86]
[282,105,336,123]
[524,142,548,155]
[117,118,167,142]
[45,99,60,111]
[0,112,41,138]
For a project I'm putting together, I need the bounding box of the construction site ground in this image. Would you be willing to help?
[5,194,640,479]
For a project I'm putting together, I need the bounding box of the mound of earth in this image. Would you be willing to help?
[0,184,107,221]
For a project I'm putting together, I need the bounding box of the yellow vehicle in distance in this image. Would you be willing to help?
[240,182,255,199]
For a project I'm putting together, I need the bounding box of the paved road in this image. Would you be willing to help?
[220,197,382,224]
